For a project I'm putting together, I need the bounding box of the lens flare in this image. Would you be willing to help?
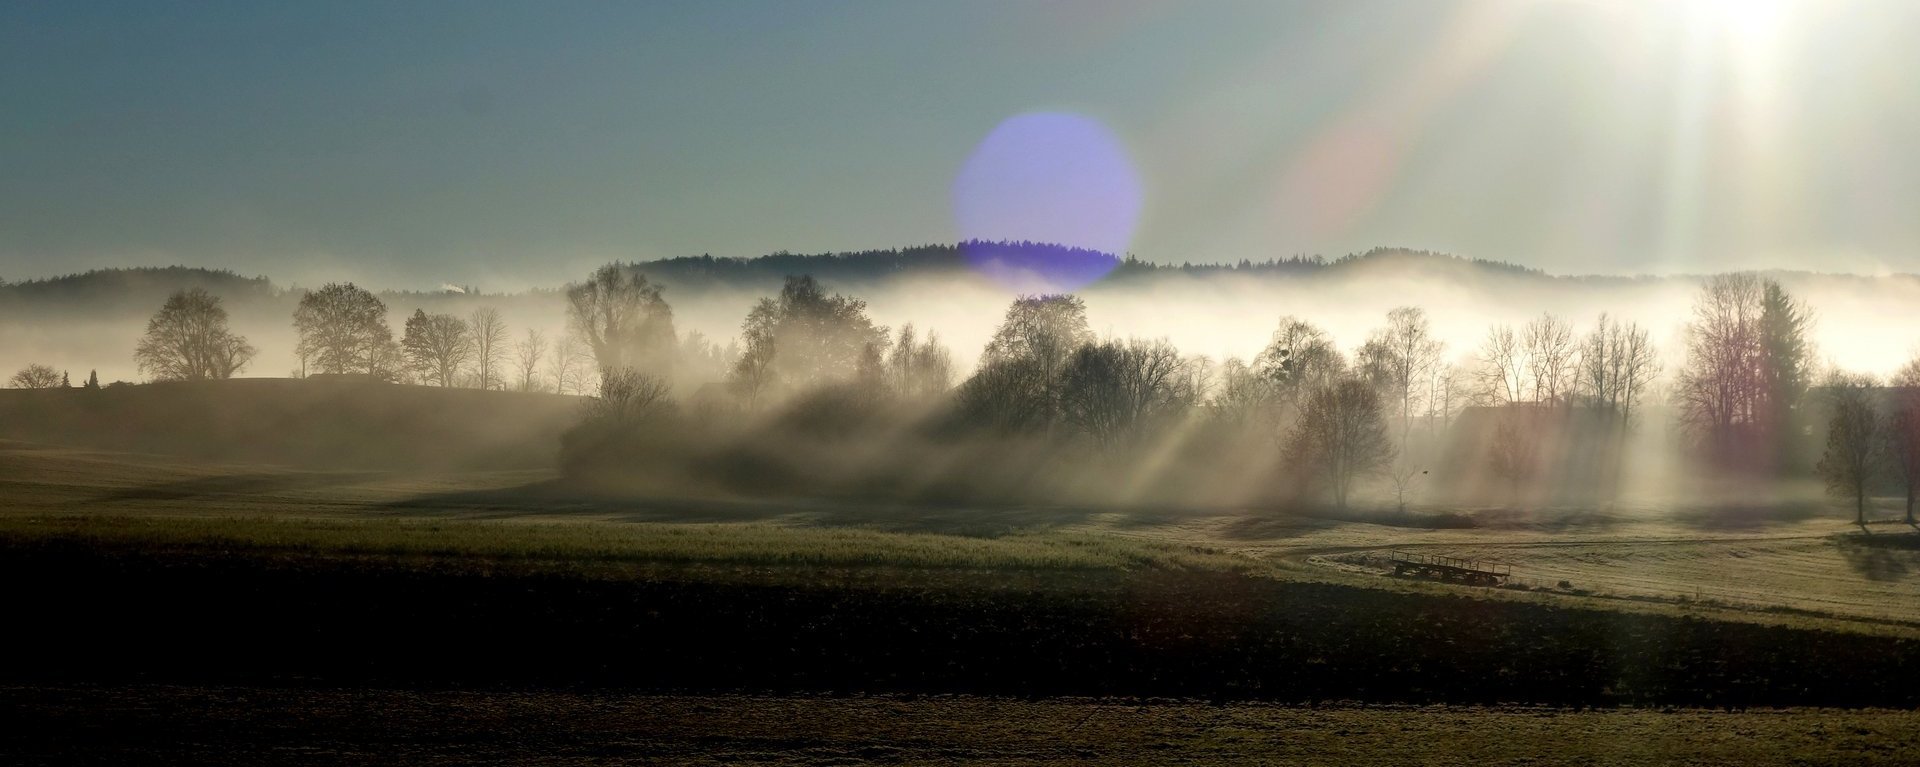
[952,112,1143,292]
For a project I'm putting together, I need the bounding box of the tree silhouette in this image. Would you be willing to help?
[400,310,473,387]
[885,323,955,400]
[293,283,397,377]
[513,328,547,392]
[1255,317,1346,419]
[729,275,886,406]
[548,335,595,396]
[1677,275,1815,472]
[468,307,508,390]
[1889,357,1920,524]
[134,288,256,381]
[565,264,676,378]
[1576,313,1659,424]
[1817,372,1882,524]
[8,364,62,389]
[1286,377,1393,510]
[1059,338,1196,449]
[963,294,1094,433]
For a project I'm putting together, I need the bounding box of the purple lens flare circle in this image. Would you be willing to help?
[952,112,1143,292]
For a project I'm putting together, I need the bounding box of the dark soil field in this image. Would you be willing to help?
[7,684,1919,766]
[6,522,1917,708]
[5,439,1920,763]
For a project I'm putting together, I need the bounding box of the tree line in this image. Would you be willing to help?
[544,263,1838,510]
[13,262,1903,515]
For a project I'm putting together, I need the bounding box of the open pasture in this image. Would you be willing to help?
[4,439,1916,632]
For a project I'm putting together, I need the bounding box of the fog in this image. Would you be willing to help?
[3,255,1913,513]
[7,257,1919,392]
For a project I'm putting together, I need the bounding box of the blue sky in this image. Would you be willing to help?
[5,0,1920,286]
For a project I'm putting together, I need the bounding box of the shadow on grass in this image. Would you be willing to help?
[378,480,1332,540]
[376,481,1130,538]
[94,471,387,504]
[1835,528,1920,581]
[1668,500,1827,532]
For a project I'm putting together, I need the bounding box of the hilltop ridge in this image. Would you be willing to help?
[0,244,1554,303]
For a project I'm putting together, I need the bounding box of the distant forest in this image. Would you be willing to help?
[0,242,1552,304]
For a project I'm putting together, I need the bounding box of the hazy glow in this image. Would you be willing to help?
[1272,1,1523,244]
[6,2,1920,279]
[1719,0,1799,262]
[1684,0,1795,49]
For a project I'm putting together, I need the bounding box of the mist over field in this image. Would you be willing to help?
[12,1,1920,762]
[9,250,1920,387]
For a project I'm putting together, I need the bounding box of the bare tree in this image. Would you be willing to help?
[1576,314,1661,427]
[1475,323,1527,405]
[1888,357,1920,525]
[1622,334,1658,418]
[1676,274,1761,444]
[960,294,1095,432]
[400,310,472,387]
[565,264,676,376]
[1386,460,1428,513]
[1244,317,1351,438]
[134,288,255,381]
[1886,359,1920,525]
[1522,313,1576,404]
[1285,376,1393,510]
[1675,275,1814,470]
[293,283,398,377]
[886,323,955,400]
[731,315,777,408]
[1817,371,1883,524]
[549,334,596,396]
[1375,308,1443,437]
[513,328,547,392]
[955,356,1050,434]
[676,330,737,390]
[468,307,508,390]
[9,363,62,389]
[585,368,672,424]
[1059,338,1196,449]
[1209,356,1270,421]
[1426,362,1470,429]
[1255,316,1345,409]
[370,339,410,383]
[1349,308,1443,511]
[729,275,887,405]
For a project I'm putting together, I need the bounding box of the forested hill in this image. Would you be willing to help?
[0,267,277,308]
[0,244,1550,310]
[626,242,1546,289]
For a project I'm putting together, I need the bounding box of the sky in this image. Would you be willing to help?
[6,0,1920,288]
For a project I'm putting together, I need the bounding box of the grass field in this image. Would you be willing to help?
[7,438,1920,761]
[0,515,1252,573]
[8,490,1919,708]
[6,439,1915,631]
